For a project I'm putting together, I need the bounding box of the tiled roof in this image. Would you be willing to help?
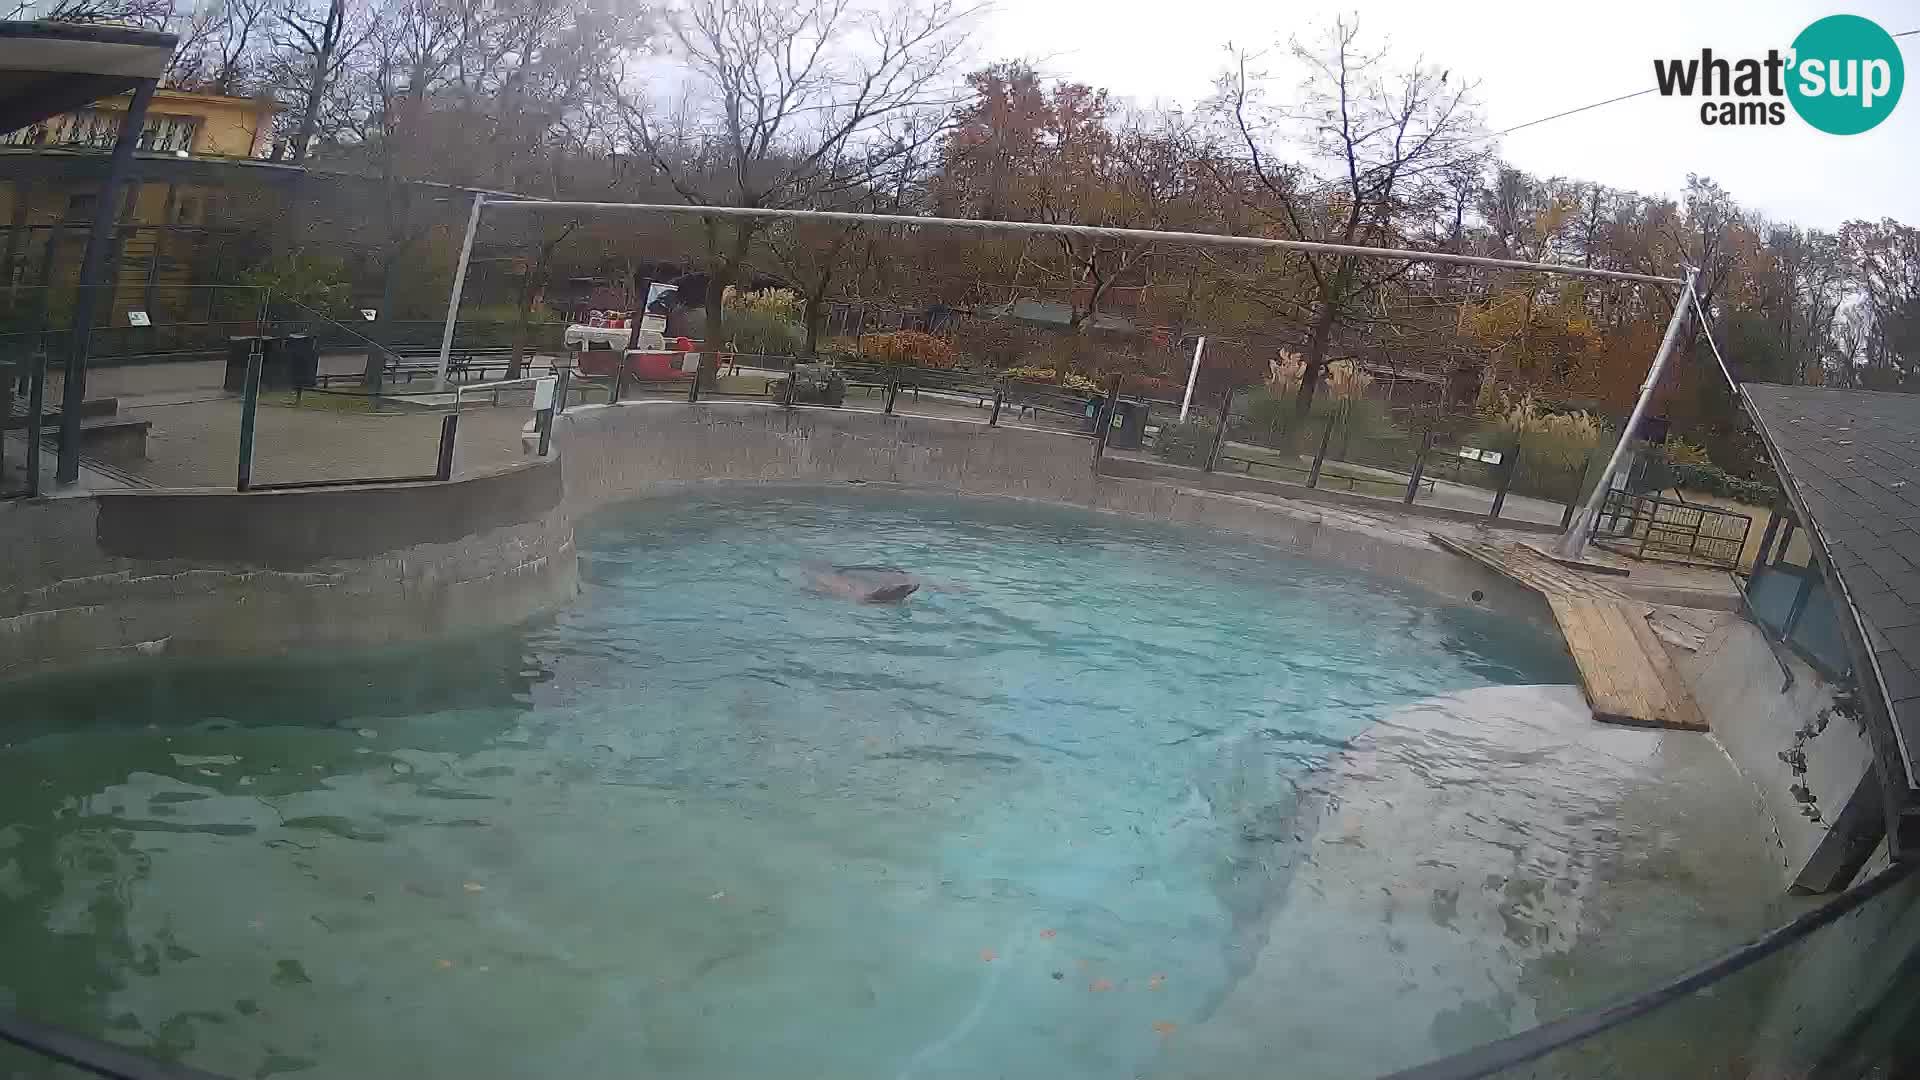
[1742,384,1920,800]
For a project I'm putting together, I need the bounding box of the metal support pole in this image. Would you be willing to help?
[554,359,572,413]
[884,367,899,414]
[1562,457,1594,529]
[536,407,554,456]
[1404,430,1435,505]
[1307,406,1338,488]
[1753,510,1783,573]
[434,192,485,391]
[1092,376,1120,467]
[1178,335,1206,422]
[236,341,262,491]
[23,346,46,497]
[59,78,156,486]
[1556,268,1697,559]
[1489,438,1522,521]
[989,385,1003,426]
[1204,388,1233,472]
[684,356,699,403]
[435,412,459,480]
[782,355,796,408]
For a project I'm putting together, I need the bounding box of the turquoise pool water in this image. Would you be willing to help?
[0,489,1575,1078]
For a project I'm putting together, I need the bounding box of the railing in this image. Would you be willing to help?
[1594,488,1753,568]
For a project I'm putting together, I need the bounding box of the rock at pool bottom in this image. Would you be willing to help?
[1151,684,1796,1080]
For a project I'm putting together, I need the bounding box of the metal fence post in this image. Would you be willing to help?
[989,384,1004,426]
[884,366,899,414]
[782,355,797,408]
[1091,375,1120,467]
[236,340,263,491]
[1752,510,1783,571]
[1204,388,1234,472]
[1562,456,1595,530]
[554,363,572,414]
[1403,430,1435,505]
[435,412,460,480]
[1489,437,1522,521]
[685,355,699,403]
[1307,406,1339,488]
[23,345,46,497]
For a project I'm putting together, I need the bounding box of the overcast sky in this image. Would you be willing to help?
[974,0,1917,231]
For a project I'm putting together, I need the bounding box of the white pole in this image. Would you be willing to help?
[1179,335,1206,422]
[1554,267,1698,560]
[435,192,485,391]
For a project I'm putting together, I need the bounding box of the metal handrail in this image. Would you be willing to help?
[452,376,547,409]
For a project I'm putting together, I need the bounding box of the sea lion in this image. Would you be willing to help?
[801,563,922,604]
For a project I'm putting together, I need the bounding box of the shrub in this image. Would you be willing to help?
[722,308,805,355]
[1473,390,1611,500]
[852,330,959,368]
[239,250,352,318]
[1155,419,1218,467]
[1265,352,1373,400]
[725,287,802,321]
[1662,437,1715,467]
[1000,365,1100,393]
[1670,462,1780,506]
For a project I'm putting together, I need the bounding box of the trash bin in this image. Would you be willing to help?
[224,336,261,392]
[282,334,318,388]
[1106,399,1148,450]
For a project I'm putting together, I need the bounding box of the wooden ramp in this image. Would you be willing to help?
[1431,534,1707,731]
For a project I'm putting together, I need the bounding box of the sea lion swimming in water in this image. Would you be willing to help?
[801,563,921,604]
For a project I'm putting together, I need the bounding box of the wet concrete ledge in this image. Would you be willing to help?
[0,455,577,682]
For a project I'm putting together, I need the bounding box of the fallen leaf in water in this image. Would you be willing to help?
[1039,929,1056,939]
[463,882,485,893]
[435,959,454,970]
[980,948,997,963]
[708,891,726,901]
[1148,974,1166,991]
[1090,979,1113,992]
[1152,1021,1177,1036]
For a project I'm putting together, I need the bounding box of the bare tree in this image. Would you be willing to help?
[164,0,274,93]
[269,0,370,161]
[10,0,169,28]
[1211,17,1485,418]
[612,0,973,373]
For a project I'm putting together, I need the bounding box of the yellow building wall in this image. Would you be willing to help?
[86,89,276,158]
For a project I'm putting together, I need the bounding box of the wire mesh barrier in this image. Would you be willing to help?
[1147,387,1611,530]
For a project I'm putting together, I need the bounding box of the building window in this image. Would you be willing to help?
[141,114,199,153]
[41,110,200,153]
[0,122,49,147]
[64,193,97,221]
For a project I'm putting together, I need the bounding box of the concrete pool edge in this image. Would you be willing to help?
[554,401,1559,628]
[1,399,1558,683]
[0,455,577,682]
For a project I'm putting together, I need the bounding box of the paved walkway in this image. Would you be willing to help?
[59,359,537,490]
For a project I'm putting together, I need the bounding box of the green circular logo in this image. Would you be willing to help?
[1787,14,1904,134]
